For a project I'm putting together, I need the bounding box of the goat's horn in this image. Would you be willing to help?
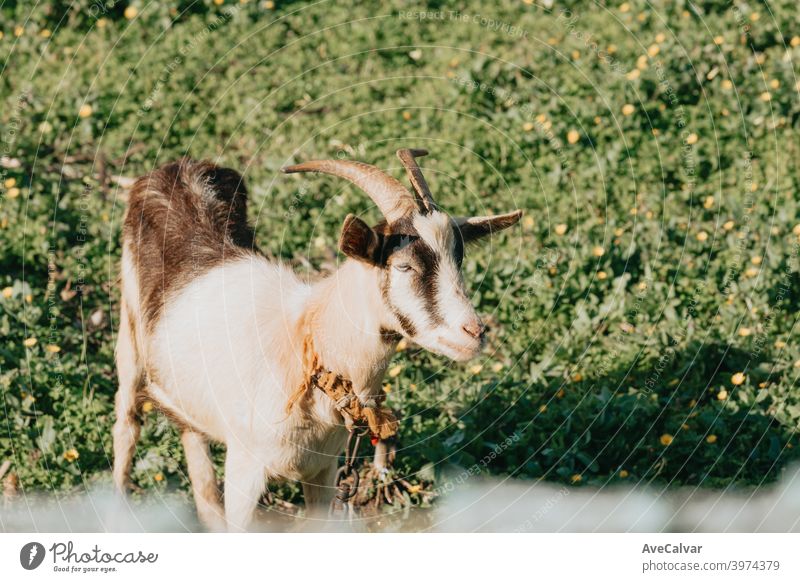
[396,148,436,213]
[281,159,418,223]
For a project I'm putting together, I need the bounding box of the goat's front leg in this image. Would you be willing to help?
[302,462,337,517]
[223,445,266,532]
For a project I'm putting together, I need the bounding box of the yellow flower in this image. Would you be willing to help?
[721,79,733,90]
[64,448,79,462]
[695,231,708,242]
[523,215,534,229]
[769,79,780,89]
[620,322,635,333]
[626,69,641,81]
[686,133,698,145]
[491,362,503,373]
[14,25,24,37]
[154,473,164,482]
[388,364,403,378]
[660,434,674,446]
[750,12,760,22]
[713,35,724,45]
[539,404,547,413]
[793,224,800,236]
[738,327,751,337]
[791,36,800,47]
[570,474,582,484]
[409,383,417,391]
[383,384,391,393]
[262,0,275,7]
[636,55,648,70]
[395,338,408,352]
[655,33,666,43]
[7,187,20,199]
[567,130,580,144]
[78,104,93,118]
[469,364,483,375]
[731,372,746,386]
[592,246,605,257]
[745,267,758,278]
[703,196,714,209]
[402,110,412,121]
[647,44,660,57]
[554,223,568,235]
[760,91,771,102]
[40,29,52,38]
[619,469,629,478]
[4,177,16,188]
[571,372,583,382]
[556,388,565,399]
[45,344,61,353]
[97,18,107,28]
[750,256,762,265]
[622,103,635,116]
[124,6,138,19]
[717,389,728,401]
[597,271,607,280]
[23,337,38,348]
[723,220,735,231]
[2,287,12,298]
[522,121,535,132]
[774,340,786,349]
[706,434,718,444]
[619,3,630,13]
[141,401,154,413]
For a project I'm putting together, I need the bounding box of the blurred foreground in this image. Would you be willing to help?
[3,465,800,533]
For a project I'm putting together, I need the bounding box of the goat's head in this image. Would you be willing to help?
[282,149,521,362]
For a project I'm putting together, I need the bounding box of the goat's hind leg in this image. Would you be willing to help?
[112,301,143,493]
[182,430,226,532]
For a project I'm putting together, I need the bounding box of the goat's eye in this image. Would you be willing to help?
[394,263,414,273]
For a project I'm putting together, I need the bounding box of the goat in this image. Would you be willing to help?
[113,150,521,531]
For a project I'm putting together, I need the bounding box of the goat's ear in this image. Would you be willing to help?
[454,210,523,243]
[339,214,382,265]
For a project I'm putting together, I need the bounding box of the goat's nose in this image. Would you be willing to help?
[462,321,486,339]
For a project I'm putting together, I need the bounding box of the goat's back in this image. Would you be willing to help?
[123,159,256,331]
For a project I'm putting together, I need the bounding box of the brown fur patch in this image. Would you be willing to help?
[124,159,256,332]
[136,385,205,436]
[379,327,402,344]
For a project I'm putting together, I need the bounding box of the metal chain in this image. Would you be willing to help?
[329,427,368,515]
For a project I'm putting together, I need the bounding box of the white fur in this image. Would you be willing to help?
[115,252,398,531]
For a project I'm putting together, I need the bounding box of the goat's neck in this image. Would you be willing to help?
[304,260,396,398]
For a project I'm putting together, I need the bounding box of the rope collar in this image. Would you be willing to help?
[287,328,398,440]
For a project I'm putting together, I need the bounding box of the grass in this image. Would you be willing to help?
[2,0,800,506]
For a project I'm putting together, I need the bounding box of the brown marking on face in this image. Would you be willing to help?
[123,159,257,333]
